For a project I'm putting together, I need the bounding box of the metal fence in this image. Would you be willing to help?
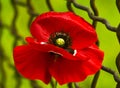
[0,0,120,88]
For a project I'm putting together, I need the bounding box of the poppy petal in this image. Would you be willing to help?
[49,45,104,85]
[77,45,104,74]
[13,45,54,84]
[26,37,88,61]
[31,12,97,49]
[30,21,49,42]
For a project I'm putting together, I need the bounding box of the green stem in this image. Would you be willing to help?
[54,81,57,88]
[67,83,73,88]
[91,71,100,88]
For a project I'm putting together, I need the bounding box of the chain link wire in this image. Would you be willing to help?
[0,0,120,88]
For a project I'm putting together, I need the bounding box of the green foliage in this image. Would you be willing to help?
[0,0,120,88]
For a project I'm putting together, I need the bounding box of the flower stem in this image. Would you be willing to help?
[91,71,100,88]
[67,83,73,88]
[74,83,80,88]
[54,81,58,88]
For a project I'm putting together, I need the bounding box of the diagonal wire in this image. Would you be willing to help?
[46,0,54,11]
[71,0,117,32]
[101,66,120,83]
[116,24,120,88]
[11,0,22,88]
[116,0,120,13]
[27,0,39,28]
[90,0,98,28]
[1,0,120,88]
[115,0,120,82]
[26,0,43,87]
[66,0,74,12]
[90,0,100,88]
[0,23,7,88]
[16,0,26,7]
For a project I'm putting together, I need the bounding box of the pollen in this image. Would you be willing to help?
[56,38,65,46]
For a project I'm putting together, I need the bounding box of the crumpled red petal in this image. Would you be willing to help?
[30,22,49,42]
[26,37,89,61]
[49,45,104,85]
[13,11,104,85]
[13,45,54,84]
[30,12,97,49]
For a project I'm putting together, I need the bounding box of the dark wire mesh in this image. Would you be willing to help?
[0,0,120,88]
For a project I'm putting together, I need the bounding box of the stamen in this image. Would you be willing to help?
[49,31,71,48]
[56,38,65,46]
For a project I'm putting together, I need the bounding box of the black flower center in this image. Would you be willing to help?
[49,32,71,49]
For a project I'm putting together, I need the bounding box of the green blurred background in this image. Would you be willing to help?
[0,0,120,88]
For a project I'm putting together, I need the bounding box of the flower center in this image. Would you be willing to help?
[49,32,71,48]
[55,38,65,47]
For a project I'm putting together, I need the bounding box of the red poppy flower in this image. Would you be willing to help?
[13,12,104,85]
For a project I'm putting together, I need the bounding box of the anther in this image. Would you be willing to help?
[56,38,65,46]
